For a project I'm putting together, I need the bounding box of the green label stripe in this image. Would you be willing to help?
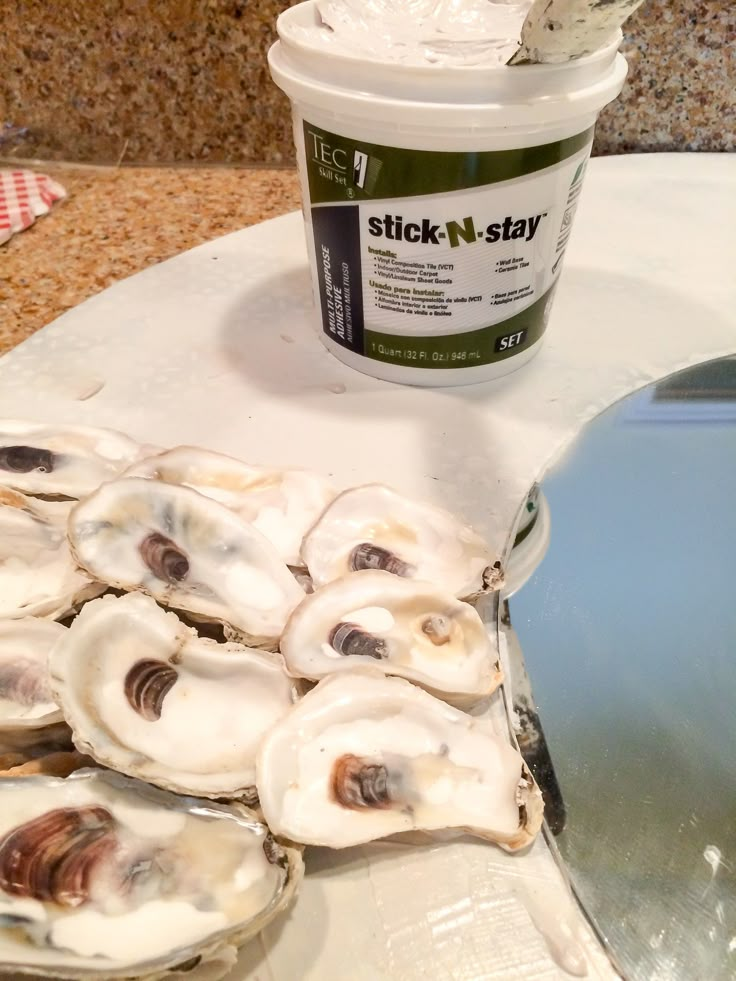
[305,122,595,204]
[363,286,555,369]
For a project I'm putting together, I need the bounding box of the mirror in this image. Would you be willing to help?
[506,357,736,980]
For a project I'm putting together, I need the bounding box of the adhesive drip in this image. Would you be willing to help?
[354,818,606,979]
[32,369,106,402]
[511,878,590,978]
[703,844,722,879]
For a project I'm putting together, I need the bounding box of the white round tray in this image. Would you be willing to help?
[0,153,733,980]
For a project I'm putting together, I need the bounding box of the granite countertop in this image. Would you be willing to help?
[2,0,733,163]
[0,165,301,355]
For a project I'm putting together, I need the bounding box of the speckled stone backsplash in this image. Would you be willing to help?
[1,0,733,164]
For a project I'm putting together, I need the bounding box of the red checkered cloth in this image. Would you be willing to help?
[0,169,67,246]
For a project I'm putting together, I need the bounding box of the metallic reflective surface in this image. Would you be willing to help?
[509,357,736,980]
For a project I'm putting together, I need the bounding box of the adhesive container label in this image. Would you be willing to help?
[302,122,594,371]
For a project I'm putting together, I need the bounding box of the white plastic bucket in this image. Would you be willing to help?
[269,1,628,387]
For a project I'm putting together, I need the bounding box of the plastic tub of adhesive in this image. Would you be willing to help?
[269,1,628,387]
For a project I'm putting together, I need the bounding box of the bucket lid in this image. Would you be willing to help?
[271,0,627,127]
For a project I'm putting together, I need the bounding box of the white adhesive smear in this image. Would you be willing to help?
[703,844,722,879]
[512,877,589,977]
[286,0,533,66]
[50,901,227,961]
[357,834,604,978]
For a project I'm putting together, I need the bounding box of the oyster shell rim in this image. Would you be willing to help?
[48,593,301,800]
[0,490,106,622]
[300,482,504,600]
[0,419,156,501]
[120,444,337,569]
[0,767,304,980]
[279,568,504,707]
[256,666,543,853]
[0,618,69,738]
[65,477,305,651]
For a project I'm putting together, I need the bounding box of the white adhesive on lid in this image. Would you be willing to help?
[284,0,533,67]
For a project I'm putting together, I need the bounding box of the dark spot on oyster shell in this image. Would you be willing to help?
[240,786,260,809]
[0,658,52,706]
[421,615,452,646]
[0,806,117,907]
[171,610,226,644]
[328,622,388,660]
[288,566,314,593]
[0,446,55,475]
[125,659,178,721]
[482,561,504,592]
[349,543,414,578]
[139,532,189,583]
[331,754,392,810]
[171,956,203,974]
[263,833,288,869]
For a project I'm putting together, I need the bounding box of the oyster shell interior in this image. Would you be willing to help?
[0,618,70,755]
[257,669,543,851]
[0,489,103,620]
[67,477,305,648]
[0,769,303,979]
[123,446,335,567]
[280,569,502,706]
[0,418,543,976]
[301,483,499,599]
[50,593,299,799]
[0,420,150,499]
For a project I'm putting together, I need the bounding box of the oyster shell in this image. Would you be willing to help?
[301,483,501,599]
[67,478,305,648]
[0,768,303,979]
[0,420,151,499]
[0,490,103,619]
[257,670,543,851]
[49,593,299,800]
[0,750,96,779]
[122,446,335,567]
[280,570,502,706]
[0,618,71,755]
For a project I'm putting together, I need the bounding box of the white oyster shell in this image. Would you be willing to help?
[0,618,70,756]
[49,593,299,799]
[257,669,543,851]
[122,446,336,567]
[0,769,302,979]
[301,483,501,599]
[67,478,305,649]
[0,488,104,620]
[0,420,153,499]
[280,570,502,706]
